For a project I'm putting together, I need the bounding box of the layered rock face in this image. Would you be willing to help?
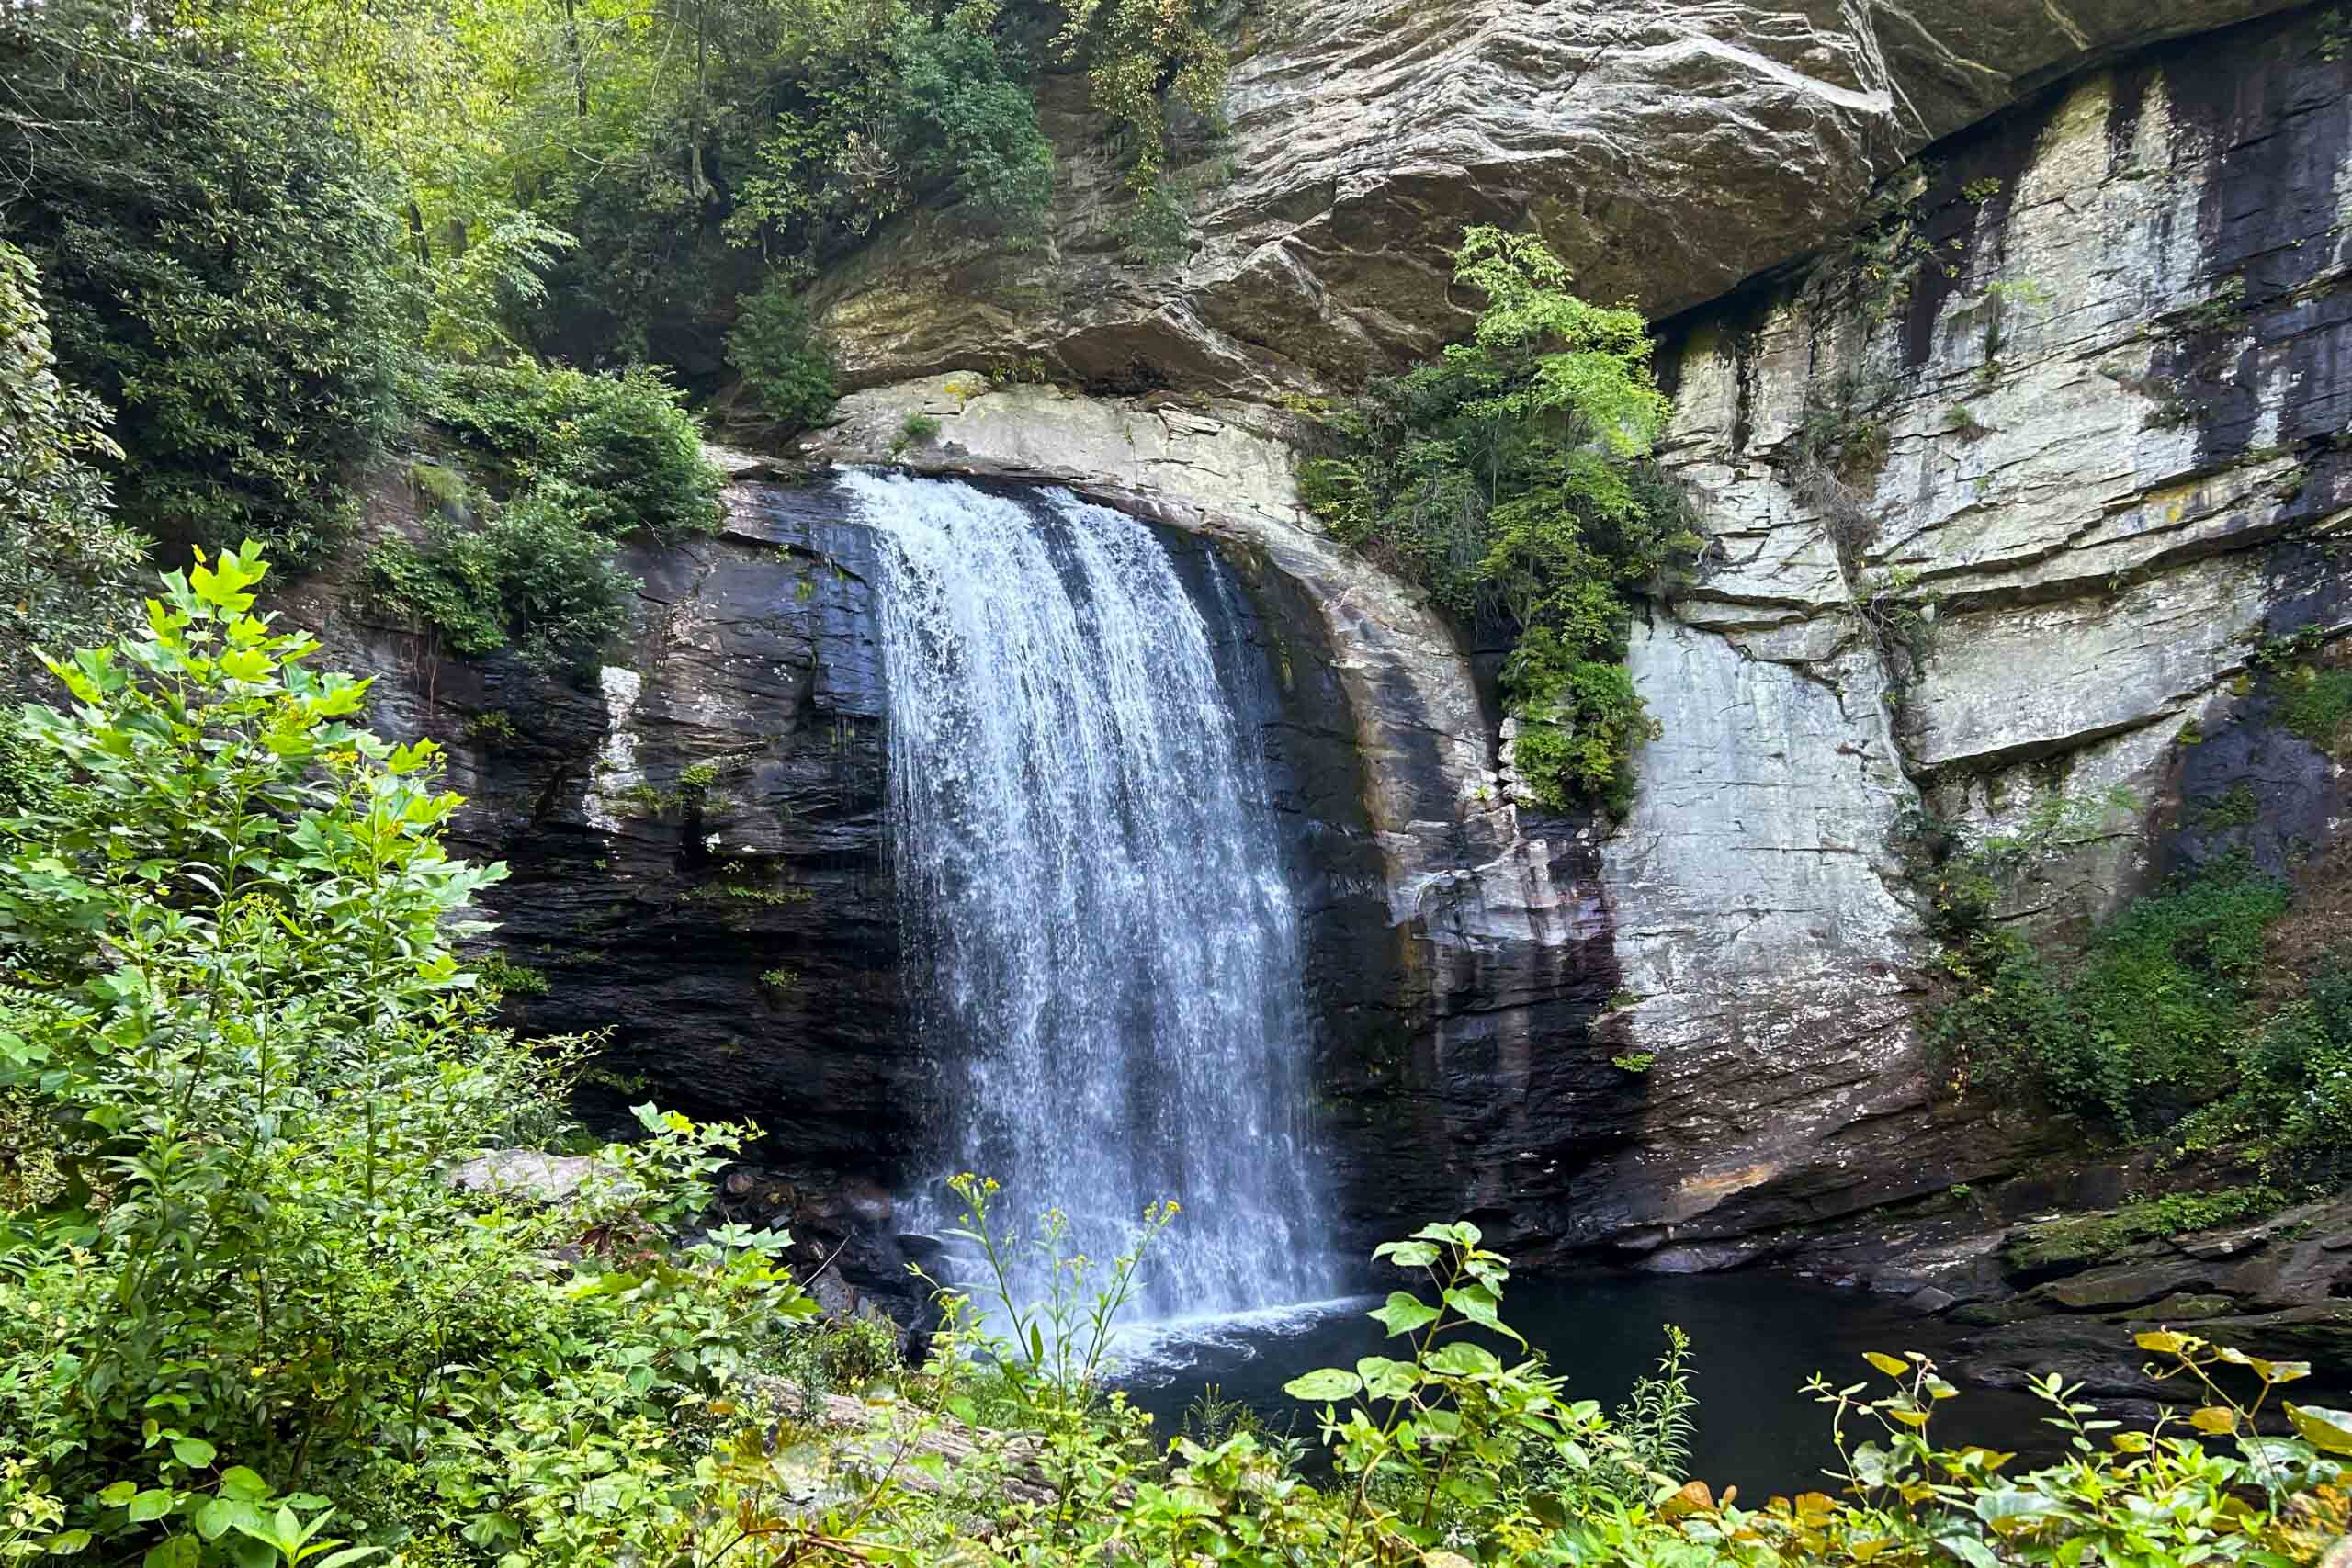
[809,0,2302,396]
[1602,6,2351,1258]
[290,6,2351,1314]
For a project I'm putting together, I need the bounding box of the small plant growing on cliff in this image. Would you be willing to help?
[475,953,550,997]
[895,412,944,455]
[1296,227,1690,814]
[1611,1051,1657,1074]
[728,279,839,434]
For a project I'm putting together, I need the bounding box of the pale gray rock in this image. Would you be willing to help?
[809,2,2301,393]
[448,1151,625,1204]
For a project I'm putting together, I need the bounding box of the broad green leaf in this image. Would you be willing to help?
[126,1489,175,1524]
[1426,1341,1501,1378]
[1356,1356,1418,1401]
[216,1467,270,1502]
[1864,1352,1909,1378]
[170,1438,216,1470]
[2286,1403,2352,1454]
[2188,1406,2238,1435]
[1973,1489,2057,1526]
[1441,1283,1521,1344]
[1374,1240,1441,1269]
[96,1483,137,1507]
[1283,1368,1363,1402]
[1369,1291,1441,1337]
[142,1537,199,1568]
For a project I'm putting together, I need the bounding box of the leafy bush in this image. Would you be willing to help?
[1930,857,2289,1134]
[0,19,406,563]
[890,0,1057,233]
[0,242,146,816]
[1298,228,1693,812]
[424,360,721,541]
[725,283,840,433]
[2179,955,2352,1188]
[677,1207,2352,1565]
[368,485,638,676]
[1048,0,1226,193]
[0,545,814,1561]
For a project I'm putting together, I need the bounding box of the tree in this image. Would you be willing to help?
[0,10,408,561]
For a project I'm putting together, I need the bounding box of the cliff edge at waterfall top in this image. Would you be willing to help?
[3,0,2351,1562]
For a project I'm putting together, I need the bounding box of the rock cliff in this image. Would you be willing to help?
[286,5,2350,1330]
[808,0,2307,395]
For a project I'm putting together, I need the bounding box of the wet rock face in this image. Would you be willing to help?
[282,477,914,1188]
[810,1,2301,395]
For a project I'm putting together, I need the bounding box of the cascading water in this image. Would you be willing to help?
[846,468,1332,1321]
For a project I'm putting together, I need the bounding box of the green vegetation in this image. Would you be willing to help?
[366,361,723,675]
[475,953,553,998]
[0,545,818,1563]
[0,15,407,564]
[0,243,145,815]
[708,1190,2347,1564]
[726,282,840,433]
[1298,228,1698,813]
[2003,1187,2288,1275]
[2276,661,2352,752]
[2178,956,2352,1190]
[0,0,1230,667]
[367,491,639,676]
[899,412,946,452]
[1928,852,2289,1134]
[422,363,722,543]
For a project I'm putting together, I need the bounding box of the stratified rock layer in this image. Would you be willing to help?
[1601,7,2351,1252]
[810,1,2301,395]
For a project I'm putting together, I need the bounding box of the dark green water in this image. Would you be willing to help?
[1114,1272,2061,1496]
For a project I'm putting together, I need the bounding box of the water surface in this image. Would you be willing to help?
[1117,1271,2062,1496]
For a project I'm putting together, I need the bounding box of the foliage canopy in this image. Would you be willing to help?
[1300,228,1698,813]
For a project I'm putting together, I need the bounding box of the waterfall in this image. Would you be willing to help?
[846,469,1330,1320]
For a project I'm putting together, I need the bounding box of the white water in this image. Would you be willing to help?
[848,470,1333,1320]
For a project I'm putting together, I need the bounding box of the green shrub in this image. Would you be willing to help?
[0,545,816,1559]
[368,484,637,676]
[2179,955,2352,1187]
[898,412,944,451]
[1298,228,1690,812]
[0,23,406,563]
[425,360,721,540]
[1930,858,2290,1134]
[889,0,1056,234]
[0,242,146,817]
[1048,0,1225,195]
[726,283,840,433]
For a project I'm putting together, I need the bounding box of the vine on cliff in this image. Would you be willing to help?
[1296,228,1702,815]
